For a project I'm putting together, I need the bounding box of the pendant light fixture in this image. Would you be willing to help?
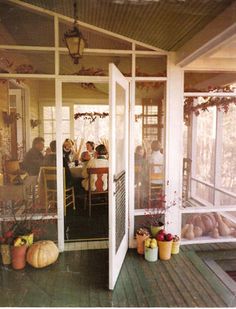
[64,0,86,64]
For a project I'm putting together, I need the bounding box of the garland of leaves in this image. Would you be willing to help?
[184,86,236,125]
[74,112,109,123]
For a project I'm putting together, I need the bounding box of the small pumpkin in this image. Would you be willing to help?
[185,224,195,240]
[26,240,59,268]
[181,224,189,238]
[193,226,203,237]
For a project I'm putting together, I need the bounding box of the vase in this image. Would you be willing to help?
[11,245,27,270]
[144,247,158,262]
[1,244,11,265]
[150,224,164,237]
[171,240,180,254]
[158,240,173,260]
[136,233,150,255]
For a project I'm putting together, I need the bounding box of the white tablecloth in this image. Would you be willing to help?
[70,166,83,178]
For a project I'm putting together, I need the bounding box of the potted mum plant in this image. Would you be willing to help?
[0,199,55,269]
[136,227,150,255]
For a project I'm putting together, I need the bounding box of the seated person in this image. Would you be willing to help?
[85,141,95,158]
[81,144,108,191]
[80,151,91,165]
[42,140,73,187]
[63,138,77,165]
[43,140,56,166]
[22,137,45,176]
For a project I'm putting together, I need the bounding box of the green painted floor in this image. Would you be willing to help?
[1,243,236,307]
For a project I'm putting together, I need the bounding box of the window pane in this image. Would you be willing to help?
[195,107,216,183]
[221,105,236,193]
[43,107,53,119]
[62,121,70,134]
[62,107,70,120]
[44,120,55,134]
[193,180,214,205]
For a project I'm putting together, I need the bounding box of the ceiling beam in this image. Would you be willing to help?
[176,1,236,67]
[184,58,236,72]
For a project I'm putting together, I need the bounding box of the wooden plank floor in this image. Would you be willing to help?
[1,243,236,307]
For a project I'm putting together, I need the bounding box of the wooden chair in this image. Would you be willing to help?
[86,167,109,217]
[40,166,75,216]
[149,164,164,199]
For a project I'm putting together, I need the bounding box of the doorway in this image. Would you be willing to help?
[60,82,110,241]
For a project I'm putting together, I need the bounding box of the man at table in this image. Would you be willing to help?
[22,137,45,176]
[81,144,108,191]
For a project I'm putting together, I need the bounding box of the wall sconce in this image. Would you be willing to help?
[30,119,41,129]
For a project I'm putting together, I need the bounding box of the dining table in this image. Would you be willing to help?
[69,164,84,179]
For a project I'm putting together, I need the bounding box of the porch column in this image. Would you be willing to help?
[165,52,184,236]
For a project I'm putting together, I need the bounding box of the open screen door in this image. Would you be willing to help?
[109,64,129,290]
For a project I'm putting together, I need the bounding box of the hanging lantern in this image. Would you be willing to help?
[64,0,86,64]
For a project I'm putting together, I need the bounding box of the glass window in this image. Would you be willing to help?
[43,106,70,147]
[221,104,236,193]
[194,106,216,184]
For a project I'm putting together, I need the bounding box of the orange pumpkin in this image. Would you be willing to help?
[26,240,59,268]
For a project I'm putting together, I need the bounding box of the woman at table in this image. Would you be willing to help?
[63,138,77,165]
[85,141,95,158]
[81,144,108,191]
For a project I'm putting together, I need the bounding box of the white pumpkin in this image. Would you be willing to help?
[26,240,59,268]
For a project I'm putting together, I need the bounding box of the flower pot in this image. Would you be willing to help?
[11,245,27,270]
[136,233,150,255]
[158,240,173,260]
[150,224,164,237]
[1,244,11,265]
[171,240,180,254]
[145,247,158,262]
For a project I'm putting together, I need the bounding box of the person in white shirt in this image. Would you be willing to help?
[81,144,108,191]
[149,140,164,184]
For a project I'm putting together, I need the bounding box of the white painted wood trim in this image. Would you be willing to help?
[0,74,56,79]
[54,16,59,76]
[181,236,236,245]
[165,52,184,236]
[184,92,236,97]
[55,79,64,252]
[214,109,222,206]
[108,63,129,290]
[128,42,136,248]
[191,177,236,199]
[135,77,167,81]
[0,45,55,51]
[181,206,236,213]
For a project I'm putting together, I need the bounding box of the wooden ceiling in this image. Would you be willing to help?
[1,0,235,51]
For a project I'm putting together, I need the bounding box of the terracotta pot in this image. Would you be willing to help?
[158,240,173,260]
[136,233,150,255]
[11,245,27,270]
[1,244,11,265]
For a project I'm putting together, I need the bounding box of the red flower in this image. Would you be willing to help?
[4,230,13,239]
